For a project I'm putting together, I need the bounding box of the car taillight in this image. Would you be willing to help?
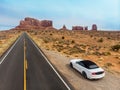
[92,72,96,75]
[92,71,104,75]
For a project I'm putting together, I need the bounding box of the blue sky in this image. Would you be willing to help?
[0,0,119,30]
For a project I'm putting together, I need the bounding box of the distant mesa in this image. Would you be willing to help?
[72,26,88,31]
[11,17,98,31]
[72,26,83,30]
[12,17,55,30]
[72,24,97,31]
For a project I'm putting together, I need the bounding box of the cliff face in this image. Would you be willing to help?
[13,17,54,30]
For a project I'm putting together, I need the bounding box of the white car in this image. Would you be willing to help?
[70,59,105,79]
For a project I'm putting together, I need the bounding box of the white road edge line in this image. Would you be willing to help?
[0,34,22,64]
[29,37,71,90]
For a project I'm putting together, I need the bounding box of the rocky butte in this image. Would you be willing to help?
[72,26,84,30]
[72,24,97,31]
[12,17,55,30]
[59,25,68,30]
[92,24,97,31]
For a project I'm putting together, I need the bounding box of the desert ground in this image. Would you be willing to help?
[0,30,120,90]
[0,30,21,57]
[28,30,120,90]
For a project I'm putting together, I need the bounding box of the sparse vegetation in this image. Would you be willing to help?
[62,36,65,39]
[69,45,85,54]
[50,33,53,36]
[93,51,102,56]
[71,40,75,44]
[28,30,120,90]
[97,38,103,42]
[0,31,21,56]
[102,52,111,56]
[104,63,113,67]
[111,44,120,52]
[28,30,120,75]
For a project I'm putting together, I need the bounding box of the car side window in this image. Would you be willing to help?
[77,62,85,67]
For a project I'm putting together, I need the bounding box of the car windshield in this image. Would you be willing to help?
[81,60,99,69]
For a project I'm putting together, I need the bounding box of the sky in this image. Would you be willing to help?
[0,0,119,30]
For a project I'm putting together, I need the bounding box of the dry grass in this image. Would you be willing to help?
[28,30,120,75]
[0,30,22,56]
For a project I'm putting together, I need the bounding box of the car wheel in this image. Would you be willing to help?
[82,71,87,79]
[70,62,73,68]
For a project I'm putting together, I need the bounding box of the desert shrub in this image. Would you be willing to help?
[102,52,111,56]
[90,35,93,38]
[69,45,85,54]
[94,37,96,40]
[62,36,65,39]
[43,37,54,43]
[111,44,120,52]
[43,39,49,43]
[56,45,64,52]
[105,63,113,67]
[97,38,103,42]
[50,33,53,36]
[58,39,71,46]
[107,37,111,39]
[93,51,102,56]
[58,40,65,44]
[79,44,87,49]
[71,40,75,44]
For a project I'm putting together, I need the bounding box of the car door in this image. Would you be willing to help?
[75,62,84,73]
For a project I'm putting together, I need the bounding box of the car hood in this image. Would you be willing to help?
[88,67,104,72]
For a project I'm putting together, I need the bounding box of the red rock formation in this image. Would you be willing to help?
[72,26,83,30]
[84,26,88,30]
[60,25,67,30]
[13,17,54,30]
[40,20,52,27]
[92,24,97,31]
[63,25,66,29]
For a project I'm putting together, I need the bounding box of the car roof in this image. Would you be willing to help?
[81,60,98,67]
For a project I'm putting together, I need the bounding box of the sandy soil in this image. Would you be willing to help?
[28,30,120,75]
[42,49,120,90]
[28,30,120,90]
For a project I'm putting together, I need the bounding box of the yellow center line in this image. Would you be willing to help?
[24,39,27,90]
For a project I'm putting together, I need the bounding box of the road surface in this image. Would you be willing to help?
[0,33,71,90]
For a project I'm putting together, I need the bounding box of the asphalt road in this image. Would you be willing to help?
[0,33,71,90]
[0,34,24,90]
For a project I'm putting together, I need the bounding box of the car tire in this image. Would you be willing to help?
[70,62,73,68]
[82,71,87,79]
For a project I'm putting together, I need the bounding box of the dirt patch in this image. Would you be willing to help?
[42,49,120,90]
